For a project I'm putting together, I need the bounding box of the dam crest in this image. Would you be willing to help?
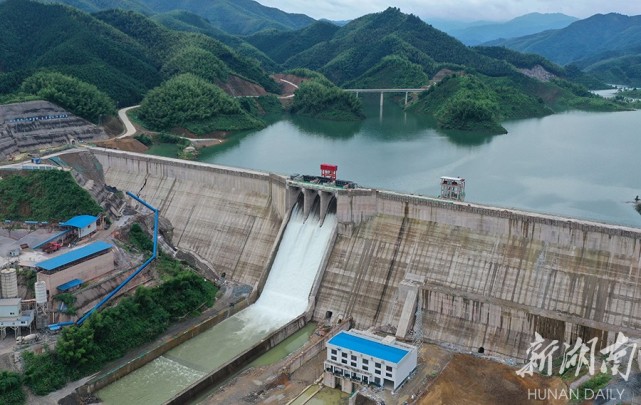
[87,147,641,358]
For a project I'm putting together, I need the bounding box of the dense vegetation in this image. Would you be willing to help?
[246,21,340,64]
[94,9,278,93]
[289,70,363,121]
[346,55,429,88]
[410,71,627,133]
[20,72,115,123]
[0,171,102,222]
[22,270,217,395]
[0,0,280,114]
[252,8,518,86]
[138,74,263,133]
[150,10,279,71]
[48,0,316,35]
[618,88,641,99]
[0,0,161,106]
[488,13,641,86]
[0,371,25,405]
[412,75,508,133]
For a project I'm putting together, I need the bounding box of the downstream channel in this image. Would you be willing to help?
[96,208,337,403]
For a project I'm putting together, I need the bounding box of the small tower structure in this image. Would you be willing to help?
[440,176,466,201]
[320,163,338,181]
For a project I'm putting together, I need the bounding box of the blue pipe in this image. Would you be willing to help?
[76,192,158,326]
[47,321,74,331]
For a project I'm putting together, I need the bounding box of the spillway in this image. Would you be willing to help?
[96,207,336,404]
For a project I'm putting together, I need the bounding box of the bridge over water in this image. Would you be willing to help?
[344,87,430,106]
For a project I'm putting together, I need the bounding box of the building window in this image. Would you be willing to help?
[342,359,347,365]
[342,352,347,358]
[331,349,337,355]
[375,362,381,368]
[331,356,337,361]
[362,366,368,371]
[386,372,392,378]
[351,362,357,367]
[363,359,369,365]
[375,369,381,375]
[351,355,357,361]
[386,365,392,372]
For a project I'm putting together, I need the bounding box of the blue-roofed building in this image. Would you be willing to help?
[60,215,99,239]
[36,241,114,299]
[324,329,417,392]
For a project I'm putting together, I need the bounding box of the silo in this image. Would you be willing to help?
[35,281,47,305]
[1,268,18,298]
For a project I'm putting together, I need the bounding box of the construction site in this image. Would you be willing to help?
[2,103,641,404]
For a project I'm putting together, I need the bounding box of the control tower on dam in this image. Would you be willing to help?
[88,148,641,359]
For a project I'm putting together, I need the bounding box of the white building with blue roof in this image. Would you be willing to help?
[36,241,114,299]
[60,215,99,239]
[324,329,418,392]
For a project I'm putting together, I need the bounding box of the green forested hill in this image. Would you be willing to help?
[486,13,641,85]
[150,10,279,71]
[253,7,516,86]
[246,21,340,64]
[40,0,316,35]
[0,0,280,108]
[0,0,161,105]
[94,9,279,93]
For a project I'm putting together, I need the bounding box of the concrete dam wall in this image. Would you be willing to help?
[91,149,641,359]
[315,191,641,358]
[91,148,287,288]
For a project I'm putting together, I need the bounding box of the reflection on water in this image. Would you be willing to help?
[165,97,641,227]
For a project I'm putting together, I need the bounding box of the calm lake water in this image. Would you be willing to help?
[165,95,641,227]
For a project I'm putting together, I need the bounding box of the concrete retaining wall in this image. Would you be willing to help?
[280,321,350,376]
[165,316,307,404]
[78,298,251,396]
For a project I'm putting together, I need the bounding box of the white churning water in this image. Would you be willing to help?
[97,207,336,404]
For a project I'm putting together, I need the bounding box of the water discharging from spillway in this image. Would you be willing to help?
[97,207,336,404]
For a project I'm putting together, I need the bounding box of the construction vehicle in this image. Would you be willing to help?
[42,241,62,254]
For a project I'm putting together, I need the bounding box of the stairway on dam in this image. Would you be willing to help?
[96,207,337,404]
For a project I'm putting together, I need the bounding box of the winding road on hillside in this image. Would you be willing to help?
[117,105,140,139]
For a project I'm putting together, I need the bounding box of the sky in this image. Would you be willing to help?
[256,0,641,22]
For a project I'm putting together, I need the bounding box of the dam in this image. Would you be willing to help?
[80,147,641,397]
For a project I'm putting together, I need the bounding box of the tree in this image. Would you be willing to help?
[0,371,25,405]
[56,324,99,371]
[21,71,115,123]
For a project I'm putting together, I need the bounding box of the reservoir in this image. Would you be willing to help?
[189,95,641,227]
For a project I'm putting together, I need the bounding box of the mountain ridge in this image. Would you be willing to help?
[441,12,578,45]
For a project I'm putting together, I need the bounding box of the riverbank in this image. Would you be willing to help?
[62,280,252,403]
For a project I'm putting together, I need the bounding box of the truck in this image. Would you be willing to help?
[42,241,62,254]
[16,334,39,344]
